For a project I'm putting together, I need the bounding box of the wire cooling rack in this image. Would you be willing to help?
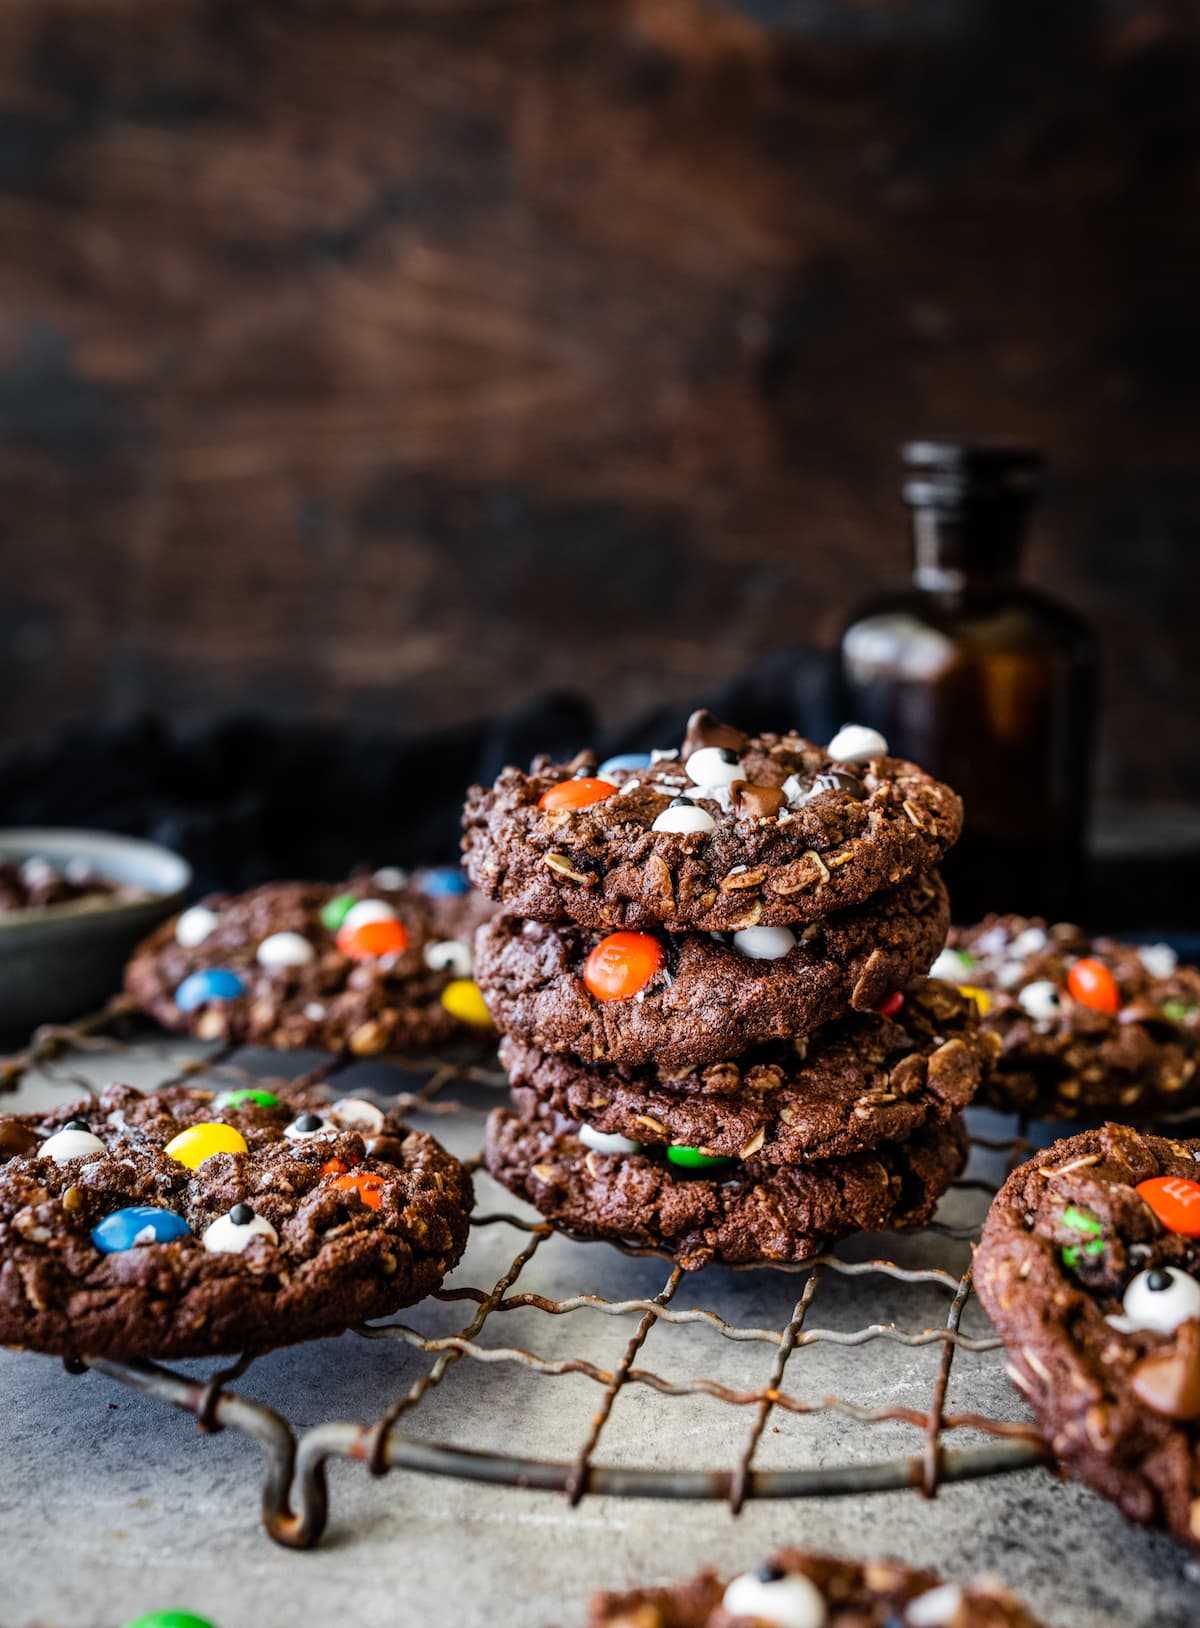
[1,1002,1054,1550]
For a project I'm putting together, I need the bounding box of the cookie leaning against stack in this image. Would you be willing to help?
[466,712,990,1270]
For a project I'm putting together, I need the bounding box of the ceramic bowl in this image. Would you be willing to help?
[0,828,191,1033]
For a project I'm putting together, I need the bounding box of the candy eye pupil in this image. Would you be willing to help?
[230,1203,254,1225]
[64,1118,88,1132]
[755,1563,785,1583]
[296,1114,323,1132]
[717,748,738,764]
[1147,1268,1173,1291]
[668,796,694,808]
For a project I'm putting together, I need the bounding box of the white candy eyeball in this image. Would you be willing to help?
[722,1565,827,1628]
[684,746,744,788]
[1018,980,1062,1021]
[424,939,474,977]
[203,1203,278,1255]
[1008,926,1048,958]
[40,1123,106,1164]
[905,1583,965,1627]
[330,1096,386,1135]
[341,899,398,933]
[284,1112,330,1141]
[733,926,796,961]
[826,723,888,763]
[175,905,220,949]
[372,866,409,891]
[652,797,717,835]
[929,947,975,983]
[256,931,316,970]
[578,1123,642,1155]
[1138,942,1179,980]
[1119,1266,1200,1334]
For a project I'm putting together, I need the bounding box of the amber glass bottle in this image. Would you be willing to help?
[837,442,1097,922]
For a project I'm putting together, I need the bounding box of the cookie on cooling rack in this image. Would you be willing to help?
[974,1123,1200,1555]
[502,980,994,1165]
[0,1080,473,1360]
[462,710,962,934]
[484,1104,967,1272]
[587,1549,1043,1627]
[125,867,496,1055]
[934,916,1200,1119]
[474,873,949,1070]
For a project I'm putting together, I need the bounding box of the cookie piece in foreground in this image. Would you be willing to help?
[588,1549,1042,1627]
[939,916,1200,1119]
[463,711,962,933]
[475,873,948,1070]
[0,1081,473,1359]
[484,1106,966,1271]
[502,980,994,1165]
[125,870,495,1055]
[974,1123,1200,1555]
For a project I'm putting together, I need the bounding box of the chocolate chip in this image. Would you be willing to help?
[681,709,748,758]
[230,1203,254,1225]
[731,780,787,819]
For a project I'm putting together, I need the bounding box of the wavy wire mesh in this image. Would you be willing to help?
[2,1004,1051,1549]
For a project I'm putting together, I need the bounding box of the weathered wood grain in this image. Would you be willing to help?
[0,1,1197,798]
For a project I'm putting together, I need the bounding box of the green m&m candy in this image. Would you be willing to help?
[1163,1000,1198,1026]
[320,892,358,931]
[122,1614,218,1628]
[1061,1203,1105,1270]
[214,1088,280,1110]
[666,1146,733,1172]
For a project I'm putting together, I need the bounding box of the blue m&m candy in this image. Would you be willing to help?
[597,753,653,777]
[417,867,470,897]
[92,1207,191,1254]
[174,969,246,1011]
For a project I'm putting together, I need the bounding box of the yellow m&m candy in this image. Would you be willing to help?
[957,984,992,1016]
[440,979,493,1028]
[164,1122,248,1170]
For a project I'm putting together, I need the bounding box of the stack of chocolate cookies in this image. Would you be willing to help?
[464,712,994,1270]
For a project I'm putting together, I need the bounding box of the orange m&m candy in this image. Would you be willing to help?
[337,919,410,960]
[320,1156,360,1177]
[583,931,664,1002]
[1066,958,1120,1014]
[329,1171,387,1210]
[539,777,616,812]
[1137,1176,1200,1236]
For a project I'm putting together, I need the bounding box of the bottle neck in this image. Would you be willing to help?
[908,502,1030,592]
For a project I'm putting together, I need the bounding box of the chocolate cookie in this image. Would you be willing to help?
[125,869,496,1055]
[463,711,963,933]
[588,1550,1042,1627]
[0,1080,473,1359]
[974,1123,1200,1555]
[502,980,994,1164]
[475,873,949,1070]
[484,1104,967,1271]
[938,916,1200,1119]
[0,856,148,914]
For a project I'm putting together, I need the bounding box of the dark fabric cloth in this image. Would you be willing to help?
[0,649,835,897]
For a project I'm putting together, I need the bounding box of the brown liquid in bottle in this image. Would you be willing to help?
[837,443,1097,922]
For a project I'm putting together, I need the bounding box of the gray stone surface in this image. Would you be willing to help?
[0,1035,1197,1628]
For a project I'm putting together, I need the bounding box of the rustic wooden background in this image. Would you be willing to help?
[1,0,1198,799]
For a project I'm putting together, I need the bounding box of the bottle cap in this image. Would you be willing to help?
[901,441,1044,508]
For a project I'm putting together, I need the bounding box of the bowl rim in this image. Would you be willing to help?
[0,827,191,931]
